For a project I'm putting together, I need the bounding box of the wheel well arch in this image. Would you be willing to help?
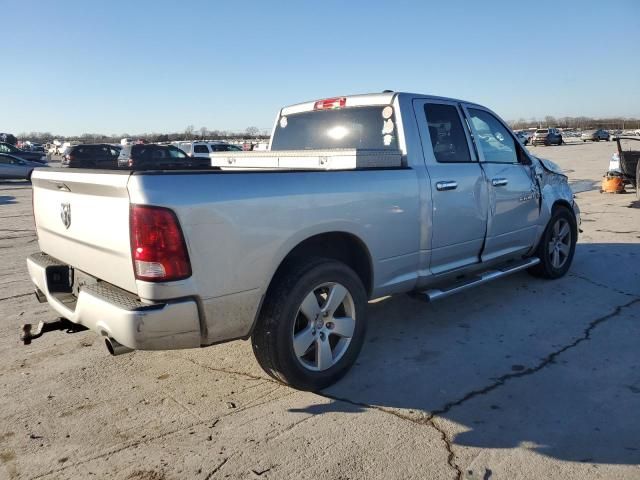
[266,232,374,299]
[552,199,573,214]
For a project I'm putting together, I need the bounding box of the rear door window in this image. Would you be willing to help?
[423,103,472,163]
[168,147,187,159]
[193,145,209,154]
[468,109,518,164]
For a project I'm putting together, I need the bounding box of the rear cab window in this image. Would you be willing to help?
[270,105,398,150]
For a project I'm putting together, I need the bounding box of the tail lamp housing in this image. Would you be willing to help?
[129,205,191,282]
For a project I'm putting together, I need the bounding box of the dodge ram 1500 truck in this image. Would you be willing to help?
[26,92,580,390]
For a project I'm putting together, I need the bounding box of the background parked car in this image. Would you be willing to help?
[515,132,530,145]
[531,128,563,146]
[0,142,48,163]
[117,144,210,169]
[0,153,49,180]
[581,129,611,142]
[61,144,121,168]
[172,141,242,158]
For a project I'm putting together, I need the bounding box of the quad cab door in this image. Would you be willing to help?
[462,105,541,261]
[413,99,488,275]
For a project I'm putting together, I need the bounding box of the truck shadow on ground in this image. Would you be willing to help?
[291,243,640,466]
[568,178,600,193]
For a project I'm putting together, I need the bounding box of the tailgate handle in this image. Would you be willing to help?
[55,183,71,192]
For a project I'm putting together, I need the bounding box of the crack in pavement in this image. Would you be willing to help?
[325,297,640,479]
[569,272,640,298]
[0,292,32,302]
[427,297,640,417]
[204,456,231,480]
[29,389,291,479]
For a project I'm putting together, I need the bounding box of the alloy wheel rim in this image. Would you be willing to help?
[292,282,356,372]
[548,218,571,269]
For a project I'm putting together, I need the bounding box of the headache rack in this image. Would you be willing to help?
[210,148,403,170]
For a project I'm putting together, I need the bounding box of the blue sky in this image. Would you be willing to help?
[2,0,639,136]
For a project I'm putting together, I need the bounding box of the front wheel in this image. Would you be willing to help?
[528,207,577,279]
[251,258,367,391]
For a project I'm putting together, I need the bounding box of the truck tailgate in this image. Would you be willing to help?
[31,169,137,293]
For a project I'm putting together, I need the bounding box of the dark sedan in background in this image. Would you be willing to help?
[117,144,210,169]
[62,144,121,168]
[0,142,48,163]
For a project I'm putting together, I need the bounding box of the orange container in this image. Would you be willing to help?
[600,175,625,194]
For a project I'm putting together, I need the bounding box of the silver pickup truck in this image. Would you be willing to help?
[27,92,579,390]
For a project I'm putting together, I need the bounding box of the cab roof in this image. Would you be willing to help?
[280,91,481,115]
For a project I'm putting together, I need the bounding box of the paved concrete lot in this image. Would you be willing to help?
[1,141,639,480]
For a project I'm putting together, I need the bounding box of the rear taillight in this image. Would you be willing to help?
[129,205,191,282]
[314,97,346,110]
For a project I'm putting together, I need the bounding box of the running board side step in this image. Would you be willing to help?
[420,257,540,302]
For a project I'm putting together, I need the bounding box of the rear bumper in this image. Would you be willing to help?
[26,253,201,350]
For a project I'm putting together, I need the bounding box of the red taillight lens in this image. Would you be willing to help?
[314,97,346,110]
[129,205,191,282]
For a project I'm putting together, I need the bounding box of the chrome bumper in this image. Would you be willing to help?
[26,253,201,350]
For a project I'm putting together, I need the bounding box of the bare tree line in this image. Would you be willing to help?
[12,126,270,145]
[509,116,640,131]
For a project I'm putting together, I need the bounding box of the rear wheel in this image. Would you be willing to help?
[251,258,367,391]
[528,206,577,279]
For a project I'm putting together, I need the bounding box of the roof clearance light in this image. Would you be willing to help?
[314,97,347,110]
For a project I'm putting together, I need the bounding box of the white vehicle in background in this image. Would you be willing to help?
[58,142,79,157]
[172,141,242,158]
[252,142,270,151]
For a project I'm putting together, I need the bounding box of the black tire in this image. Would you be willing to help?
[26,170,32,182]
[528,206,577,279]
[251,257,367,391]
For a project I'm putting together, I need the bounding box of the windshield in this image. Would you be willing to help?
[271,106,398,150]
[536,129,548,134]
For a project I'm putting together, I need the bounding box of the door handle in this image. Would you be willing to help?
[491,177,508,187]
[436,181,458,191]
